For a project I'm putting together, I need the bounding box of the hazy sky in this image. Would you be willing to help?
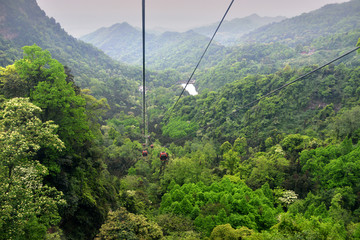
[36,0,350,38]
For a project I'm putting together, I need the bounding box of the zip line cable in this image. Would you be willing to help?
[142,0,147,144]
[165,46,360,147]
[171,0,235,113]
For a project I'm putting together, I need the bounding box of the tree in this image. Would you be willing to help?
[30,68,92,151]
[220,141,232,154]
[221,149,240,174]
[82,88,110,138]
[0,162,66,240]
[210,224,254,240]
[278,190,298,208]
[1,46,117,239]
[210,224,241,240]
[245,149,289,189]
[105,138,142,177]
[0,64,28,98]
[0,98,65,239]
[233,137,247,155]
[95,208,163,240]
[0,98,64,179]
[162,117,199,139]
[14,44,67,97]
[331,106,360,141]
[2,44,93,151]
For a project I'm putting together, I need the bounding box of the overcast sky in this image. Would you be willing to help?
[36,0,350,38]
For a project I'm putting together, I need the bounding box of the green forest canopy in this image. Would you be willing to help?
[1,0,360,237]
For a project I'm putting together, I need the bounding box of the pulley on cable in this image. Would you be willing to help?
[142,150,148,157]
[141,0,149,153]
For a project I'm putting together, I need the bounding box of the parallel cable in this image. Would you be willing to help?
[165,46,360,147]
[234,46,360,114]
[142,0,147,144]
[171,0,235,112]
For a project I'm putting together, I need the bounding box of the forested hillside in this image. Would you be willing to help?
[0,0,185,116]
[165,63,360,146]
[1,0,360,239]
[195,29,360,91]
[194,0,360,91]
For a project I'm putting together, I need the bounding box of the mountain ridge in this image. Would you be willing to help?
[80,14,286,67]
[192,14,286,45]
[81,22,226,71]
[241,0,360,45]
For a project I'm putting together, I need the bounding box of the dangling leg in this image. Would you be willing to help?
[159,162,165,176]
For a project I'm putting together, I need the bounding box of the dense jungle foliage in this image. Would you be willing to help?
[193,26,360,92]
[1,0,360,239]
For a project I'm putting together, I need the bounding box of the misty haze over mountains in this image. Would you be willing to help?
[36,0,350,37]
[81,14,286,47]
[79,14,286,68]
[80,0,360,71]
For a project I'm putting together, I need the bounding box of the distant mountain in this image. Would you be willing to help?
[81,23,227,72]
[192,14,286,45]
[241,0,360,46]
[80,15,286,71]
[81,22,143,63]
[145,30,226,72]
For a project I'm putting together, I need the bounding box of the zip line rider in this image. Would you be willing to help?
[159,151,169,174]
[142,150,148,157]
